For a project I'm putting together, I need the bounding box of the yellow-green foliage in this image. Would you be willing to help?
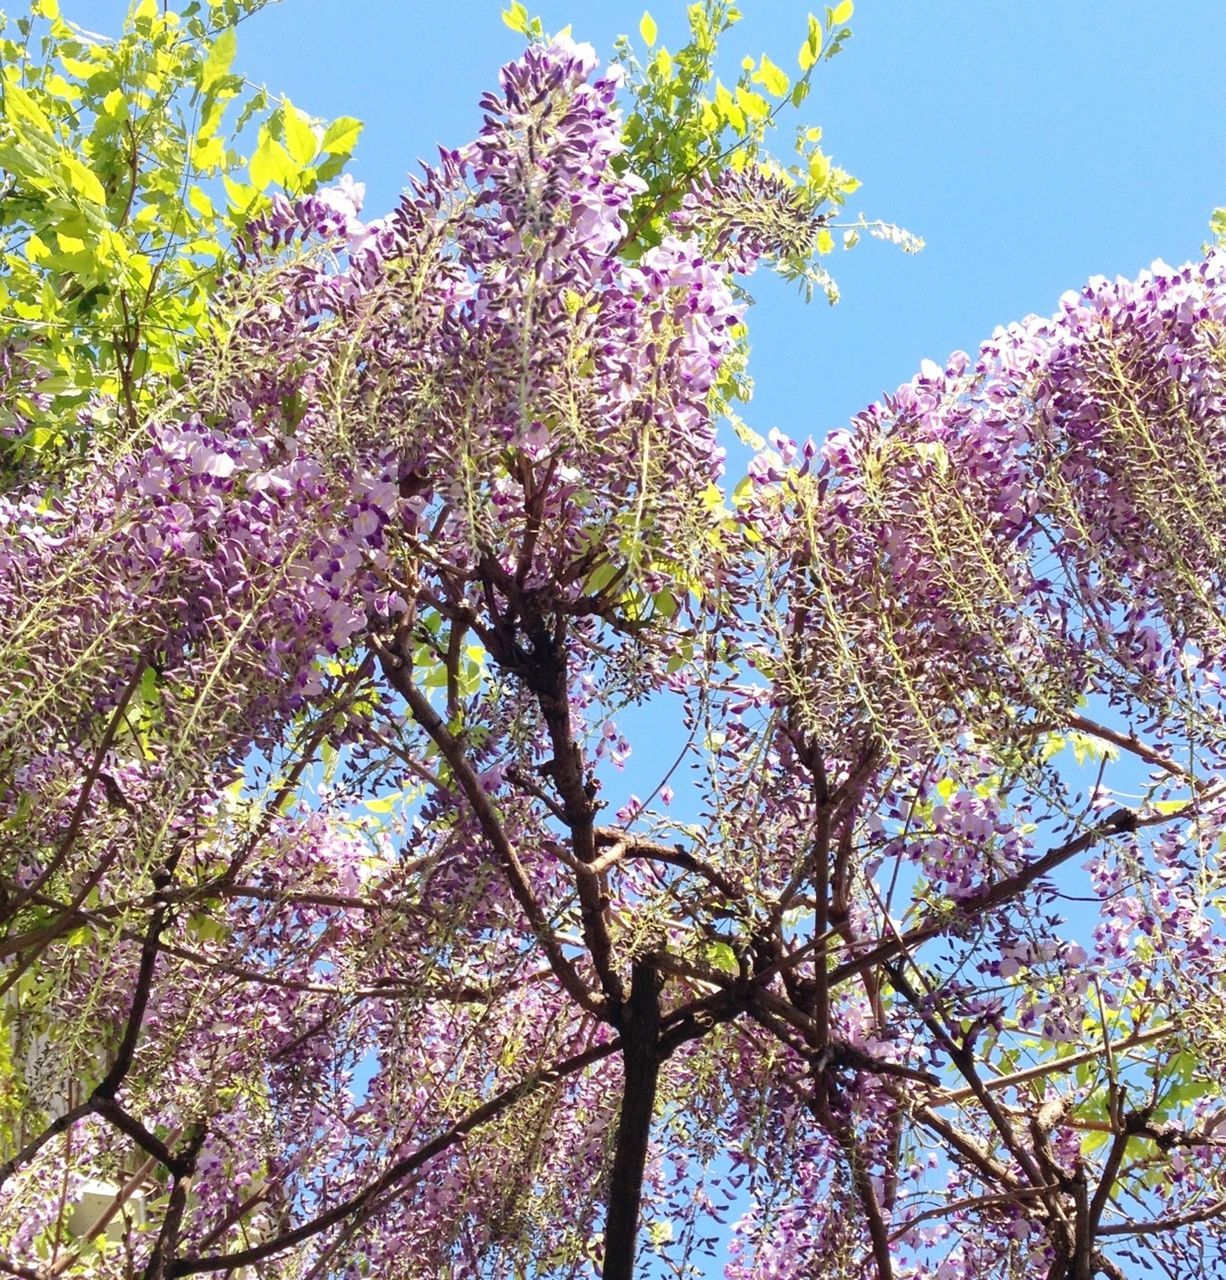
[0,0,362,484]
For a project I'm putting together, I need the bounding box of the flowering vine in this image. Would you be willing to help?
[3,25,1226,1280]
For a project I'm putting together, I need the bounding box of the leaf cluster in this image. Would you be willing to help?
[0,0,362,484]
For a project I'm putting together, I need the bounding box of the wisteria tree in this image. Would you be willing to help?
[3,3,1226,1279]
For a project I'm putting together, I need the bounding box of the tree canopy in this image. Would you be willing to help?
[3,4,1226,1280]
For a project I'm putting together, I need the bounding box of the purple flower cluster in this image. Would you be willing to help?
[742,253,1226,773]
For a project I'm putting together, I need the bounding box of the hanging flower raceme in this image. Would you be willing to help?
[251,35,745,604]
[740,253,1226,774]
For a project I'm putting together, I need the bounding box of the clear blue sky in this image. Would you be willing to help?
[79,0,1226,445]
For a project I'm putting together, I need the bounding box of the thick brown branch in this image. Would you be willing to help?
[142,1126,206,1280]
[524,618,625,1008]
[602,960,663,1280]
[94,892,172,1101]
[806,1089,894,1280]
[92,1097,183,1175]
[1027,713,1197,784]
[905,1099,1026,1191]
[0,1258,43,1280]
[1097,1193,1226,1236]
[593,826,740,898]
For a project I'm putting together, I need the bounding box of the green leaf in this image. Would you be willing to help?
[320,115,362,157]
[646,1220,674,1247]
[755,54,789,97]
[282,103,317,166]
[59,152,106,205]
[186,913,229,944]
[639,10,658,46]
[192,133,224,169]
[0,787,31,833]
[501,1,529,33]
[735,84,770,122]
[199,24,236,93]
[2,81,53,133]
[652,589,678,620]
[808,149,831,187]
[714,80,745,132]
[249,130,295,191]
[1080,1128,1110,1156]
[1040,733,1065,763]
[187,184,215,219]
[58,53,100,79]
[704,941,739,976]
[364,794,401,814]
[222,173,257,211]
[101,86,127,119]
[585,561,622,595]
[43,73,77,102]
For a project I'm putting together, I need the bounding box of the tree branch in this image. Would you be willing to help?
[169,1039,620,1276]
[601,959,663,1280]
[829,808,1141,989]
[375,639,600,1019]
